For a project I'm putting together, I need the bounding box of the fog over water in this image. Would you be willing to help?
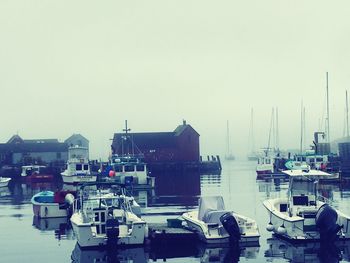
[1,0,350,159]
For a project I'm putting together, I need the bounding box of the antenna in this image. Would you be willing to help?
[276,107,279,153]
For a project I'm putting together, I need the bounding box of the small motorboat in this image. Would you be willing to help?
[21,165,54,182]
[182,196,260,244]
[0,177,11,187]
[31,191,75,218]
[263,169,350,242]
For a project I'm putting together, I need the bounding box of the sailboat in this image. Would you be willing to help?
[247,108,259,161]
[225,121,235,160]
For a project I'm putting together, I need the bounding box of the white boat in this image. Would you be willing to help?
[263,169,350,242]
[256,155,274,175]
[182,196,260,244]
[61,145,97,184]
[107,155,153,187]
[31,191,75,218]
[70,187,147,248]
[0,177,11,187]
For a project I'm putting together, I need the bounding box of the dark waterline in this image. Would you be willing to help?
[1,161,350,262]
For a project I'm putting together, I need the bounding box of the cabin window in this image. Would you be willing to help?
[101,225,106,234]
[309,158,315,163]
[136,165,145,171]
[83,164,89,170]
[114,165,123,172]
[266,159,271,164]
[95,212,100,222]
[101,212,105,222]
[258,159,260,164]
[76,164,82,170]
[124,165,134,172]
[316,158,323,162]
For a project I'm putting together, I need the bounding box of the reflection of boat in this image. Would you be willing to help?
[263,169,350,242]
[182,196,260,244]
[61,145,97,184]
[197,243,260,263]
[71,243,149,262]
[0,177,11,187]
[31,191,75,218]
[265,236,350,262]
[70,186,147,248]
[21,165,53,182]
[32,216,74,240]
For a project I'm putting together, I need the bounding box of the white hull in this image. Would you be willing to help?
[71,212,147,248]
[32,203,68,218]
[61,173,97,184]
[263,198,350,241]
[183,211,260,245]
[0,177,11,187]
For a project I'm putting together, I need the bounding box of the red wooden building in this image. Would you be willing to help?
[111,121,200,163]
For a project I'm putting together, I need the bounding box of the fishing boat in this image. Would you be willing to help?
[70,185,147,248]
[104,121,154,188]
[182,196,260,244]
[263,169,350,242]
[61,145,97,184]
[256,155,274,175]
[31,190,75,218]
[21,165,54,182]
[0,177,11,187]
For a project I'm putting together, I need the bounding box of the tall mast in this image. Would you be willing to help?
[276,107,279,153]
[300,101,303,154]
[267,108,274,156]
[226,120,230,155]
[326,72,330,143]
[346,90,349,138]
[251,108,255,152]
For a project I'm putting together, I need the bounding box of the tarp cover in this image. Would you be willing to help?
[198,196,225,222]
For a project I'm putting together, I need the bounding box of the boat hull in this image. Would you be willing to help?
[0,178,11,187]
[32,203,68,218]
[182,211,260,245]
[70,213,147,248]
[263,198,350,241]
[61,174,97,184]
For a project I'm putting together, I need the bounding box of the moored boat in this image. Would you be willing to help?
[263,169,350,242]
[21,165,54,182]
[61,145,97,184]
[31,190,75,218]
[182,196,260,245]
[70,185,147,248]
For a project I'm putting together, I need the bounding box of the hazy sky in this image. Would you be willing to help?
[1,0,350,159]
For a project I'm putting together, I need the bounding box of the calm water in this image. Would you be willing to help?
[1,160,350,262]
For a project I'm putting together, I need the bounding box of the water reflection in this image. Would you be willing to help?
[32,216,74,240]
[265,236,350,263]
[70,243,260,263]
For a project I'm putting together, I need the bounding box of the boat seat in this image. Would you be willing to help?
[204,210,231,225]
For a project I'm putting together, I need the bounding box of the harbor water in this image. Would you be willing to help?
[1,160,350,262]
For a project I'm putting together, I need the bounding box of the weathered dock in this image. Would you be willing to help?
[147,222,198,245]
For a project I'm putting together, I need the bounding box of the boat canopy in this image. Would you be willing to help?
[198,196,225,222]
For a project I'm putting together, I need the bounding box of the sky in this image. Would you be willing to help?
[1,0,350,159]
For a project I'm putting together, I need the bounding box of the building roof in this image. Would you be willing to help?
[0,142,68,153]
[112,132,176,149]
[64,134,89,143]
[23,139,59,143]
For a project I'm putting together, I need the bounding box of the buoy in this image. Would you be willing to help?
[109,170,115,177]
[266,222,274,232]
[277,225,287,235]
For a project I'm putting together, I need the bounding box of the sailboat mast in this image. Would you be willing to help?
[276,107,279,153]
[251,108,255,152]
[300,101,303,154]
[346,90,349,138]
[326,72,330,143]
[226,120,230,155]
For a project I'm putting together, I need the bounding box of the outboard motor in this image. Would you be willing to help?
[220,212,241,243]
[106,218,119,247]
[315,204,342,243]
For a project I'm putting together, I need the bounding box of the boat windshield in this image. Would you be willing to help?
[289,178,317,196]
